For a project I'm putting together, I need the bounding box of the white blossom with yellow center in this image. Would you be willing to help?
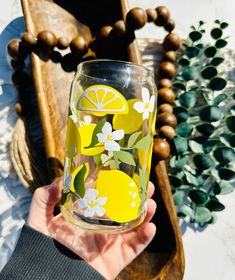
[133,88,155,120]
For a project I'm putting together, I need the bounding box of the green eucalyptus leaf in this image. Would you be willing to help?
[203,140,219,153]
[174,106,189,123]
[127,131,142,148]
[185,172,199,186]
[178,58,190,66]
[220,180,234,194]
[176,122,193,137]
[226,116,235,132]
[211,28,223,39]
[195,206,212,223]
[173,80,186,91]
[195,43,203,49]
[201,66,217,79]
[209,76,227,91]
[173,190,185,205]
[182,66,199,81]
[213,147,235,163]
[230,105,235,115]
[219,168,235,180]
[180,205,195,219]
[215,39,228,48]
[185,46,200,58]
[199,20,205,26]
[116,150,136,166]
[199,106,222,122]
[179,90,197,108]
[210,56,224,66]
[206,198,225,211]
[169,174,182,187]
[213,181,221,195]
[173,136,189,155]
[193,154,215,170]
[213,93,227,105]
[189,140,204,153]
[204,46,217,57]
[189,189,209,204]
[175,157,188,170]
[135,135,152,150]
[196,123,214,137]
[220,22,229,29]
[189,31,203,42]
[209,212,218,224]
[214,20,220,24]
[74,164,87,197]
[220,134,235,148]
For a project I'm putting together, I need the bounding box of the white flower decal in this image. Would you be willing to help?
[133,88,155,120]
[97,122,124,151]
[101,151,116,169]
[78,189,107,218]
[79,115,92,126]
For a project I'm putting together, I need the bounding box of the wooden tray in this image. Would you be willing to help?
[21,0,184,279]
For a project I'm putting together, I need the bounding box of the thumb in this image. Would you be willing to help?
[27,179,62,235]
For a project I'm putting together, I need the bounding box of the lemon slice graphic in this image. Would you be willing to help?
[77,85,128,115]
[113,98,143,134]
[95,170,140,223]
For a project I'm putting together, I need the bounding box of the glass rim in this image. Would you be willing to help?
[76,59,154,77]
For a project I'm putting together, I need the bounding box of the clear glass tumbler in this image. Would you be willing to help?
[61,59,157,233]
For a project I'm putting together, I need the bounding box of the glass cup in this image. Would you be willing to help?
[61,59,157,233]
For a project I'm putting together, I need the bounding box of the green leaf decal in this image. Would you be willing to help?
[115,150,136,166]
[74,164,87,197]
[135,135,152,150]
[61,191,68,205]
[86,117,106,148]
[139,168,148,202]
[127,131,142,148]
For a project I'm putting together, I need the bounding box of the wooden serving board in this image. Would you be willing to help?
[21,0,184,279]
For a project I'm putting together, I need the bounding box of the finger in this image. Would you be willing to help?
[147,181,155,198]
[144,198,157,223]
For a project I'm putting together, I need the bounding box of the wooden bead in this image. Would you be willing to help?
[157,112,177,128]
[159,61,176,79]
[21,32,37,49]
[112,20,126,38]
[7,39,21,60]
[15,103,23,115]
[10,59,25,70]
[164,19,175,32]
[57,37,69,49]
[158,78,172,89]
[163,51,176,62]
[125,7,147,30]
[37,31,57,51]
[158,103,173,114]
[153,138,171,160]
[146,8,158,22]
[158,88,176,104]
[97,25,113,41]
[155,6,170,26]
[163,33,180,51]
[70,36,88,56]
[159,125,176,140]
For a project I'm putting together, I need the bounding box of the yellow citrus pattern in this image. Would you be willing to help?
[77,85,129,115]
[65,116,81,158]
[95,170,140,223]
[138,141,153,170]
[113,99,143,134]
[70,162,90,192]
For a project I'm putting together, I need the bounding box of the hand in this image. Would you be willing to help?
[28,180,157,280]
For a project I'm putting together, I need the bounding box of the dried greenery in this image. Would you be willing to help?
[170,20,235,226]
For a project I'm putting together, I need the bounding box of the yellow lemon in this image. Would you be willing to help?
[95,170,140,223]
[138,141,153,171]
[77,124,104,156]
[65,116,81,158]
[70,162,90,193]
[113,99,143,134]
[77,85,128,115]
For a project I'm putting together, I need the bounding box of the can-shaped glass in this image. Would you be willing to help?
[61,59,157,233]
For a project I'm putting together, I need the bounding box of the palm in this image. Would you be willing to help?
[28,182,156,280]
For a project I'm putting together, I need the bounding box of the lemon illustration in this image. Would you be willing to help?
[95,170,140,223]
[65,116,81,158]
[77,124,105,156]
[70,162,90,193]
[113,99,143,134]
[77,85,129,115]
[138,141,153,170]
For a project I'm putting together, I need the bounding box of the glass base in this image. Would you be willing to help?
[61,203,147,234]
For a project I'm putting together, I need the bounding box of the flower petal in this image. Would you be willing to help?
[142,88,150,103]
[97,133,106,143]
[143,110,150,120]
[95,206,105,217]
[102,122,112,134]
[111,129,124,141]
[84,207,95,217]
[133,101,145,113]
[77,198,87,209]
[149,95,155,112]
[105,141,120,151]
[97,196,107,206]
[85,188,98,201]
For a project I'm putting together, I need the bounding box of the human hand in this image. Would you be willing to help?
[28,180,156,280]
